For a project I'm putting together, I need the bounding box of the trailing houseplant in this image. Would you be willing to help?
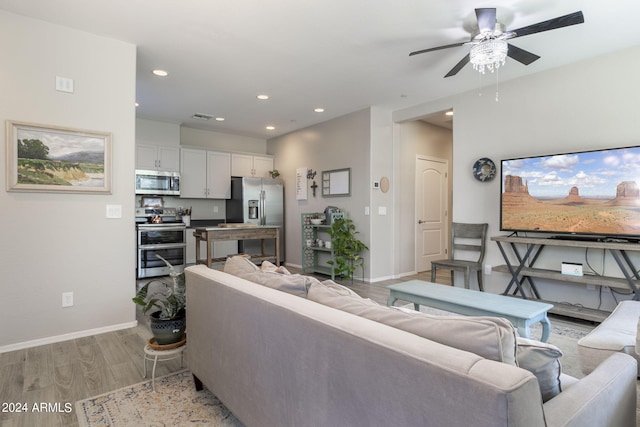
[133,255,186,345]
[327,217,368,280]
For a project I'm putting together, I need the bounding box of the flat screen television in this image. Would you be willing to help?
[500,145,640,240]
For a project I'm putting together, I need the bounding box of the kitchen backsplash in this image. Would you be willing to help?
[135,195,226,220]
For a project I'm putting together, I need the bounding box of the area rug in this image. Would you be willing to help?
[75,370,244,427]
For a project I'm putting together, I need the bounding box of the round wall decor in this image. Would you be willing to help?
[380,176,390,193]
[472,157,496,182]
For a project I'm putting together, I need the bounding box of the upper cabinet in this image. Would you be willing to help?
[231,153,274,178]
[136,144,180,171]
[180,148,231,199]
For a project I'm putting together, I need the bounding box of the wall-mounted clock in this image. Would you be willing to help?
[472,157,496,182]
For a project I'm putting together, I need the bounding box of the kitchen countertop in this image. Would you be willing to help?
[193,224,280,231]
[188,219,226,228]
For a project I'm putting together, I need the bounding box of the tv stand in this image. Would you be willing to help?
[491,235,640,322]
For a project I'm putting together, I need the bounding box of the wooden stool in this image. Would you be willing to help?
[143,339,186,391]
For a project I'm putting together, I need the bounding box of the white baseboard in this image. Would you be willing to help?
[0,321,138,354]
[369,274,395,283]
[284,262,302,269]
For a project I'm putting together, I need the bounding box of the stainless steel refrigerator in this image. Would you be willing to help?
[227,177,285,263]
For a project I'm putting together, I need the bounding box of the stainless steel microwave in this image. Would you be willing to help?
[135,170,180,195]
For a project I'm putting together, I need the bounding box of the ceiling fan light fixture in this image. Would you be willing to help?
[469,38,508,74]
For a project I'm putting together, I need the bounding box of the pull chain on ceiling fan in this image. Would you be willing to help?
[410,8,585,78]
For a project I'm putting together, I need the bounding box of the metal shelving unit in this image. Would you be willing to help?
[301,212,346,280]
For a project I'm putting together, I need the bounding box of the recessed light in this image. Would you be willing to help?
[152,69,169,77]
[445,111,454,116]
[266,126,275,130]
[257,94,269,100]
[135,102,139,107]
[314,108,325,113]
[215,117,225,122]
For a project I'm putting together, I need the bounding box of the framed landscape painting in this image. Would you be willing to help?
[6,121,111,193]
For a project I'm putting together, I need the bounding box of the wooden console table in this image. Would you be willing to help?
[492,235,640,321]
[193,225,280,268]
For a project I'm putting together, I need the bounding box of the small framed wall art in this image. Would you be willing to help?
[6,120,112,194]
[322,168,351,197]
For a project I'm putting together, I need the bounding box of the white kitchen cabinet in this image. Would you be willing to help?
[136,144,180,171]
[180,148,231,199]
[231,153,274,178]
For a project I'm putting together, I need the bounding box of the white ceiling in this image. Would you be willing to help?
[1,0,639,139]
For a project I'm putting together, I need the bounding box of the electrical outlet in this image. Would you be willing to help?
[213,205,219,213]
[484,264,492,275]
[55,76,74,93]
[62,292,73,308]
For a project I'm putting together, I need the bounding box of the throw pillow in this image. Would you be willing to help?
[320,280,362,297]
[224,255,260,276]
[516,337,563,402]
[307,282,517,365]
[238,270,320,297]
[261,260,292,275]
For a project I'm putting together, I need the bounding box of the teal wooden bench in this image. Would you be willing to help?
[387,280,553,342]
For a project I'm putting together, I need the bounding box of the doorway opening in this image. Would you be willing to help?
[397,108,453,276]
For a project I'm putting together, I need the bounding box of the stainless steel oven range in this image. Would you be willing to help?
[136,207,186,278]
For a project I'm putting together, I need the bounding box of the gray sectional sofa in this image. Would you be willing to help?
[185,263,637,427]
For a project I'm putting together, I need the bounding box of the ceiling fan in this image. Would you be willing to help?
[410,8,584,77]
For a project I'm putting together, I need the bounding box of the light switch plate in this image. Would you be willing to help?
[106,204,122,218]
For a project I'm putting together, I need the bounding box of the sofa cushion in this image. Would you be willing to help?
[516,337,563,402]
[260,260,292,275]
[238,270,319,297]
[320,279,362,297]
[224,255,260,276]
[307,282,517,365]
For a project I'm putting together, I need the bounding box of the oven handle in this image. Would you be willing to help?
[137,226,186,232]
[138,243,186,250]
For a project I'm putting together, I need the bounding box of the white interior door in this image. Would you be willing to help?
[415,156,449,272]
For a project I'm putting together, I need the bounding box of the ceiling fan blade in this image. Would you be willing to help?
[444,54,470,78]
[507,44,540,65]
[510,11,584,39]
[409,41,467,56]
[475,8,497,33]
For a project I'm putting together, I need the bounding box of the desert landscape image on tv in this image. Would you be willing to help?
[501,146,640,236]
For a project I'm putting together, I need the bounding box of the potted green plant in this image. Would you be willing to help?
[327,217,368,280]
[133,255,186,345]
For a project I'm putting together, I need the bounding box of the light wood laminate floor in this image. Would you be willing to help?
[1,267,589,426]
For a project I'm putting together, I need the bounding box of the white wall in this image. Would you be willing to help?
[181,126,267,153]
[392,45,640,311]
[0,11,137,351]
[136,118,180,147]
[369,107,395,281]
[268,109,371,277]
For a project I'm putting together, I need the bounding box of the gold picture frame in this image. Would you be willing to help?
[6,120,112,194]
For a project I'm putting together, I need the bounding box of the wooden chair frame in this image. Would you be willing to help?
[430,222,488,290]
